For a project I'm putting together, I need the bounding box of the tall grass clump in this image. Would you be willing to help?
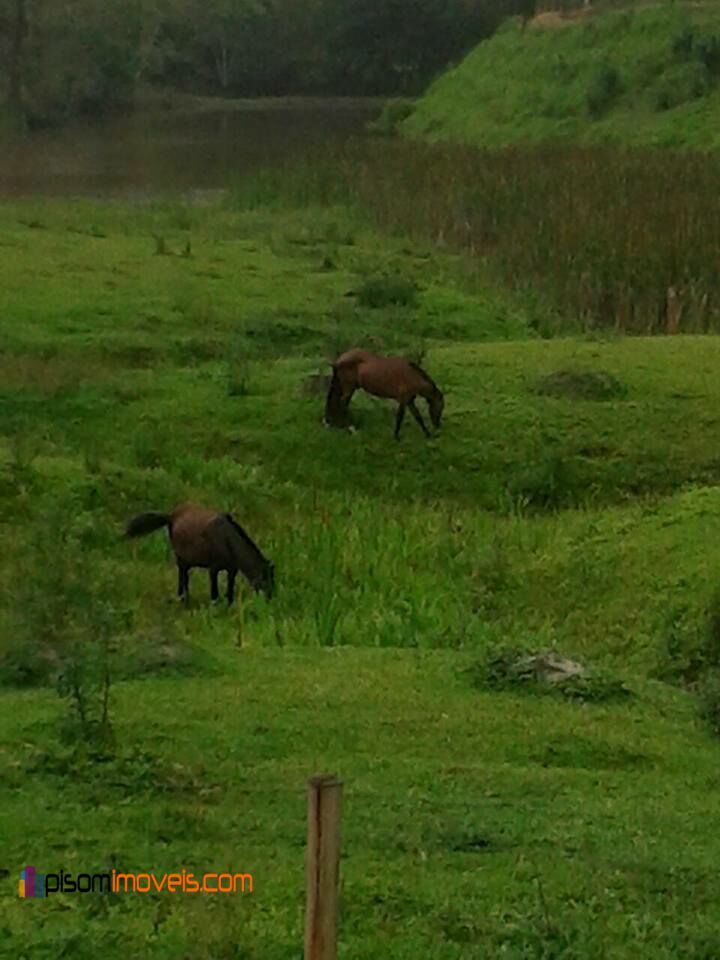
[0,502,199,740]
[228,149,355,212]
[655,592,720,690]
[586,64,623,118]
[655,590,720,739]
[0,522,130,744]
[247,138,720,335]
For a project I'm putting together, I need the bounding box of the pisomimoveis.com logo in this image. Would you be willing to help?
[18,864,253,897]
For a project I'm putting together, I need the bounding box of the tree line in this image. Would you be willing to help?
[0,0,537,129]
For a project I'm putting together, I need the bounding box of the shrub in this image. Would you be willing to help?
[356,274,418,309]
[586,64,622,119]
[506,451,582,510]
[652,63,710,112]
[226,344,255,397]
[671,26,720,77]
[655,593,720,689]
[4,545,129,742]
[698,670,720,738]
[534,368,626,401]
[671,25,697,61]
[694,34,720,77]
[0,508,196,743]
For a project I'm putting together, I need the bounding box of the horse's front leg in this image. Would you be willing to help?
[408,399,430,438]
[209,569,220,602]
[394,402,407,440]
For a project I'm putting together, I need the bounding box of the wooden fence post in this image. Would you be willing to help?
[304,773,343,960]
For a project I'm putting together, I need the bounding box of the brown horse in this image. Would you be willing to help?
[324,348,444,440]
[124,502,274,604]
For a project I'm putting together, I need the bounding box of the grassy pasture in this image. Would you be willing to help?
[2,195,720,956]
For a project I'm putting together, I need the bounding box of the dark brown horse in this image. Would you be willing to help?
[124,502,274,604]
[324,348,444,440]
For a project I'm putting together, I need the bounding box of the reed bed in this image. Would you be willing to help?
[235,138,720,334]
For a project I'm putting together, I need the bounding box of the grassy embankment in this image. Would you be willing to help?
[400,1,720,150]
[1,186,720,956]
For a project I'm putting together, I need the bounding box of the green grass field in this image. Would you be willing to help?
[401,1,720,150]
[3,194,720,957]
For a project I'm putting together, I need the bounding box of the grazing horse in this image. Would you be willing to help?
[324,348,444,440]
[124,502,274,604]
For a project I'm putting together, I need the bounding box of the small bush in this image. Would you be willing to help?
[672,26,720,76]
[356,274,418,309]
[655,593,720,689]
[0,628,60,688]
[3,542,129,742]
[226,351,254,397]
[506,451,582,510]
[534,368,626,401]
[656,595,720,739]
[694,34,720,77]
[652,63,710,112]
[0,508,205,743]
[671,25,697,61]
[698,670,720,738]
[586,64,622,119]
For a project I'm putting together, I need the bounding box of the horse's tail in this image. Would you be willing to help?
[124,511,171,538]
[324,368,345,426]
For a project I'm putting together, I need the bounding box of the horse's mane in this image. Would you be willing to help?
[408,360,440,393]
[224,514,268,562]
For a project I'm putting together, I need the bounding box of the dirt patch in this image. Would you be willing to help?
[529,5,595,29]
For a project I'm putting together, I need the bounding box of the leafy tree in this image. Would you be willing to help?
[0,0,29,128]
[0,0,532,125]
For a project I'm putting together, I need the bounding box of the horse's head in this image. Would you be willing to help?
[429,389,444,429]
[253,560,275,600]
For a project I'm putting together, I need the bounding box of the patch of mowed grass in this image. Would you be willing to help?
[4,195,720,956]
[3,647,720,958]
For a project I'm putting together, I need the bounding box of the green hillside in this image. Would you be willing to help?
[401,2,720,149]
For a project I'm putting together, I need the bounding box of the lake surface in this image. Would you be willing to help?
[0,98,382,201]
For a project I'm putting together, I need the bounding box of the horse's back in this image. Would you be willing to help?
[334,348,377,370]
[169,503,231,568]
[356,355,425,400]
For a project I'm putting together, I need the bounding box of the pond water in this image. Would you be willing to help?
[0,98,382,201]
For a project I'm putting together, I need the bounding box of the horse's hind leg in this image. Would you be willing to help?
[408,399,430,438]
[339,387,356,427]
[177,561,190,604]
[209,569,220,602]
[325,372,354,428]
[394,402,407,440]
